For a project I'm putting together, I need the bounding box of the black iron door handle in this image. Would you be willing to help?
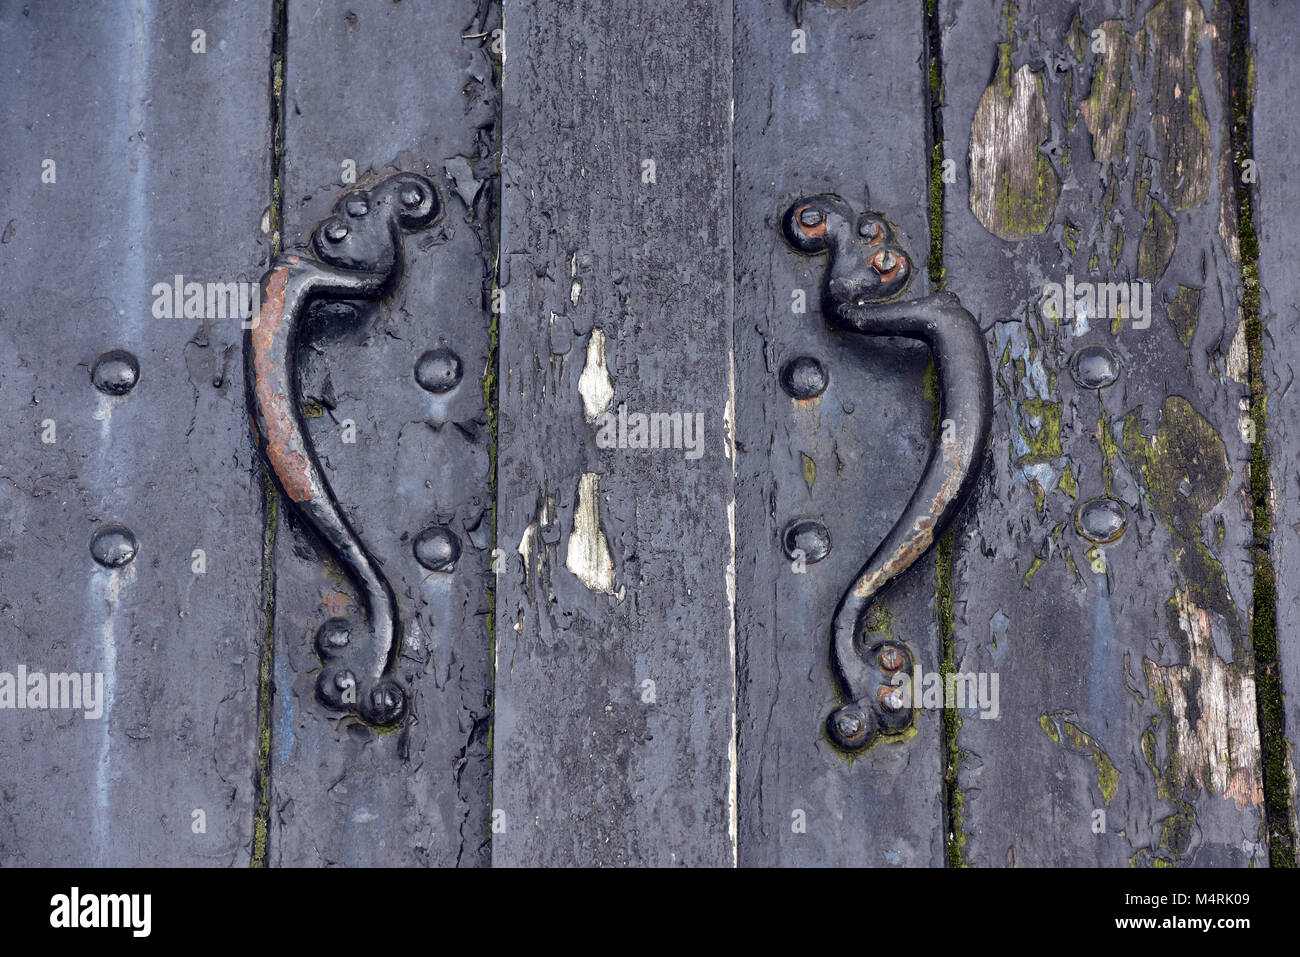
[781,194,993,752]
[245,172,441,727]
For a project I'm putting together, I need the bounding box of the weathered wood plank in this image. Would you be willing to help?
[732,0,944,866]
[941,0,1265,866]
[267,0,498,867]
[0,1,271,865]
[1254,0,1300,856]
[491,0,735,866]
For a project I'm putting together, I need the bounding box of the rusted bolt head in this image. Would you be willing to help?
[858,219,882,241]
[878,645,906,672]
[799,206,824,227]
[827,703,874,751]
[877,684,906,713]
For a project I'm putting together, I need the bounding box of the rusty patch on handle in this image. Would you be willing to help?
[251,264,313,502]
[851,430,970,599]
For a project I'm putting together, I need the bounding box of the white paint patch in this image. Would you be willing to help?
[93,394,114,443]
[569,253,582,306]
[725,497,738,864]
[564,473,615,594]
[725,350,738,865]
[577,329,615,422]
[722,350,735,461]
[516,522,536,577]
[89,565,129,865]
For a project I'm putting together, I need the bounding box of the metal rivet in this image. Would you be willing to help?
[877,684,906,712]
[334,670,356,692]
[90,523,137,568]
[315,618,352,658]
[799,207,823,227]
[1075,496,1128,544]
[413,525,461,572]
[779,355,828,399]
[414,347,463,394]
[345,197,369,217]
[827,703,873,750]
[1069,344,1121,390]
[782,519,831,564]
[858,219,881,240]
[363,679,406,725]
[878,645,906,672]
[324,220,349,242]
[871,249,898,274]
[400,187,423,207]
[90,350,140,396]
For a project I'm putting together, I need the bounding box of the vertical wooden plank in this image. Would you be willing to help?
[1254,0,1300,856]
[732,0,943,865]
[0,1,270,865]
[268,0,498,866]
[942,0,1265,865]
[492,0,735,865]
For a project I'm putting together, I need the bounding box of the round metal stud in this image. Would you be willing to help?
[1069,344,1121,390]
[90,523,137,568]
[782,519,831,564]
[414,347,463,394]
[90,350,140,396]
[413,525,461,572]
[1075,496,1128,544]
[779,355,829,399]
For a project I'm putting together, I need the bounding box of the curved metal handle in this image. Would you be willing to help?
[781,193,993,752]
[244,172,441,727]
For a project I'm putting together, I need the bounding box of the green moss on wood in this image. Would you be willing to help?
[1137,199,1176,283]
[1039,712,1060,743]
[1166,284,1201,347]
[1122,397,1238,650]
[1229,0,1295,866]
[1080,21,1134,167]
[1018,398,1062,463]
[1145,0,1212,210]
[970,48,1060,241]
[1059,463,1078,500]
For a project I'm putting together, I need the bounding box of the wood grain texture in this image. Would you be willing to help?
[941,0,1264,866]
[732,0,944,867]
[268,0,498,867]
[492,0,736,866]
[0,1,270,865]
